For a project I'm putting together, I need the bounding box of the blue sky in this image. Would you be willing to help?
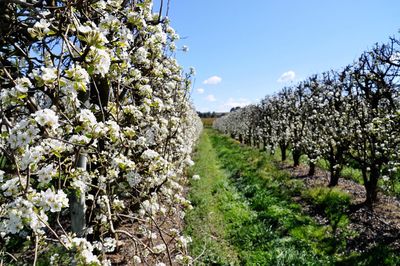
[160,1,400,112]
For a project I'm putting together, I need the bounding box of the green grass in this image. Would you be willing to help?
[316,159,364,184]
[273,149,400,198]
[184,130,244,265]
[269,147,364,185]
[187,129,400,265]
[186,130,334,265]
[337,245,400,266]
[209,130,335,265]
[303,187,350,214]
[303,187,352,253]
[316,158,400,197]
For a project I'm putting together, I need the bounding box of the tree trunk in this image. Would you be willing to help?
[263,137,267,151]
[328,160,342,187]
[308,161,315,176]
[293,148,301,167]
[279,142,287,162]
[365,166,379,209]
[327,147,344,187]
[70,154,87,237]
[328,169,340,187]
[71,92,91,238]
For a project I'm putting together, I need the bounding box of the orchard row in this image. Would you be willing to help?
[0,1,201,265]
[214,37,400,208]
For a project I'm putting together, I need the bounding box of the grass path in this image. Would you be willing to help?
[185,129,400,265]
[185,130,333,265]
[184,128,246,265]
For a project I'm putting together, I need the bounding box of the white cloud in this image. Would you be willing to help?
[277,70,296,83]
[205,94,216,102]
[219,97,251,111]
[196,88,205,94]
[203,75,222,85]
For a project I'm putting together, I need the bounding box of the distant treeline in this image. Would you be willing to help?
[197,107,241,118]
[197,111,226,118]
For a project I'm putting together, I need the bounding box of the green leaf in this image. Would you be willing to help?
[52,150,62,158]
[75,126,84,133]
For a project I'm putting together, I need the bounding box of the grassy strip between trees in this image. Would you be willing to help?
[184,128,243,265]
[185,129,400,265]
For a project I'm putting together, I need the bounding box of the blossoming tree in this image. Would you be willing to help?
[0,0,202,264]
[213,37,400,209]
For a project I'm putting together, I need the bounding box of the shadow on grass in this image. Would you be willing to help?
[337,244,400,266]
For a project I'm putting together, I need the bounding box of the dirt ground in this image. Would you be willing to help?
[280,163,400,253]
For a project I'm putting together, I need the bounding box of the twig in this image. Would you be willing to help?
[33,234,39,266]
[56,212,68,238]
[25,166,30,194]
[115,213,147,223]
[166,0,171,17]
[91,79,106,122]
[158,0,163,22]
[4,252,17,262]
[36,214,69,250]
[148,214,173,266]
[105,198,154,255]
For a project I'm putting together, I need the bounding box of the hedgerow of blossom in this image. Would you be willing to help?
[0,0,202,264]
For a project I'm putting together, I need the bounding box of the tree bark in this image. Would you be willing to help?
[279,142,287,162]
[70,154,87,237]
[263,137,267,151]
[328,169,340,187]
[308,161,315,176]
[364,166,379,209]
[327,148,344,187]
[328,160,341,187]
[293,148,301,167]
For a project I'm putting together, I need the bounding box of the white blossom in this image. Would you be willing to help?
[28,19,51,40]
[36,164,56,184]
[34,109,59,130]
